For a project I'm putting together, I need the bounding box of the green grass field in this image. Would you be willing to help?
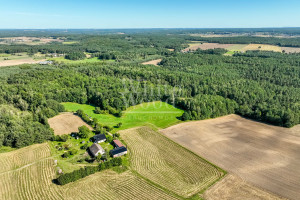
[49,56,116,64]
[0,52,45,61]
[62,101,184,131]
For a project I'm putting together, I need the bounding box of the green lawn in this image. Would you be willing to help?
[62,101,184,131]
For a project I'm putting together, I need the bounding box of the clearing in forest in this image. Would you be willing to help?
[48,112,93,135]
[161,114,300,200]
[62,101,184,131]
[142,59,162,66]
[121,126,224,198]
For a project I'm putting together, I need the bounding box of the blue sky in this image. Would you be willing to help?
[0,0,299,29]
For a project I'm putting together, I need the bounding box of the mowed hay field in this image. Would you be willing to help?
[48,112,92,135]
[183,43,233,52]
[162,114,300,200]
[242,44,282,52]
[121,126,224,198]
[204,174,286,200]
[0,143,180,200]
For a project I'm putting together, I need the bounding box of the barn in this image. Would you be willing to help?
[89,143,105,157]
[113,140,124,148]
[110,146,127,158]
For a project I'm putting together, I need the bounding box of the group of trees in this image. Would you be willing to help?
[56,157,122,185]
[65,52,86,60]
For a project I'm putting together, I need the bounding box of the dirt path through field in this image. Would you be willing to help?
[161,114,300,200]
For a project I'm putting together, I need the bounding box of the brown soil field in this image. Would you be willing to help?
[0,59,46,67]
[182,43,234,52]
[204,174,286,200]
[48,112,92,135]
[161,114,300,200]
[0,37,63,45]
[142,59,162,66]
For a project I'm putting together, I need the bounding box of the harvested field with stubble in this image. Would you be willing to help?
[121,126,224,198]
[142,59,162,66]
[162,114,300,200]
[0,143,181,200]
[48,112,92,135]
[182,43,233,52]
[281,47,300,53]
[242,44,282,52]
[204,174,286,200]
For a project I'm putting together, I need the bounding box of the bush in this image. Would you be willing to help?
[78,126,91,138]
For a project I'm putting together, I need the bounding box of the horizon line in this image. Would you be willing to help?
[1,27,300,30]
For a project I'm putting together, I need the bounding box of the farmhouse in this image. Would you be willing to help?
[113,140,124,148]
[89,143,105,157]
[93,134,106,143]
[110,146,127,158]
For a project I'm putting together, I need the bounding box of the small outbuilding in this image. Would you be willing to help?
[39,61,53,65]
[89,143,105,157]
[110,146,127,158]
[113,140,124,148]
[93,134,107,143]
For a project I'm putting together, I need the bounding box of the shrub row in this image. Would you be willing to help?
[56,157,122,185]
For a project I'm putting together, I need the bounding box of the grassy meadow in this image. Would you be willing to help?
[62,101,184,131]
[49,57,115,64]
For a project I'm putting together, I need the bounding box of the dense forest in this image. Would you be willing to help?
[0,29,299,148]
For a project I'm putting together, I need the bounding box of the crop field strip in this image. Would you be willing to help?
[0,143,51,173]
[0,142,181,200]
[64,171,180,200]
[121,126,224,198]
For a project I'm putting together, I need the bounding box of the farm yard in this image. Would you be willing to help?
[48,112,92,135]
[0,143,180,200]
[121,126,224,198]
[162,114,300,200]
